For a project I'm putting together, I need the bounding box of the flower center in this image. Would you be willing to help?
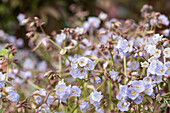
[131,90,136,96]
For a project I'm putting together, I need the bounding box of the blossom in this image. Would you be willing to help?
[90,90,103,108]
[98,12,107,20]
[38,104,51,113]
[55,33,66,45]
[141,61,149,68]
[71,86,81,97]
[78,57,88,67]
[75,27,84,35]
[147,60,157,74]
[109,69,118,80]
[143,76,152,84]
[117,39,133,53]
[116,93,127,101]
[134,95,143,104]
[0,72,6,81]
[34,95,42,104]
[152,75,162,84]
[47,95,54,105]
[77,68,87,79]
[155,62,167,76]
[127,61,139,70]
[144,84,153,96]
[85,59,94,70]
[95,77,101,84]
[164,62,170,75]
[71,58,79,68]
[132,80,145,93]
[79,101,89,113]
[158,14,169,26]
[163,48,170,58]
[117,100,130,112]
[55,83,66,97]
[127,87,139,100]
[7,91,20,103]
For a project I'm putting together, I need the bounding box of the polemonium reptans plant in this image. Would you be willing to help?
[0,4,169,113]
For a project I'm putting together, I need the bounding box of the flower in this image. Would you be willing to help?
[109,69,118,80]
[90,90,103,108]
[75,27,84,35]
[141,61,149,68]
[34,95,42,104]
[152,75,162,84]
[132,80,145,93]
[55,33,66,45]
[95,77,101,84]
[158,14,169,26]
[0,72,6,81]
[77,68,87,79]
[117,100,130,112]
[71,58,79,68]
[47,95,54,105]
[79,101,89,113]
[144,84,153,96]
[143,76,152,84]
[7,91,20,103]
[165,61,170,75]
[55,83,66,97]
[116,93,127,101]
[0,81,5,88]
[127,61,139,70]
[163,48,170,58]
[155,62,167,76]
[147,60,157,74]
[117,39,133,53]
[127,87,139,100]
[85,59,94,70]
[98,12,107,20]
[78,57,88,67]
[134,95,143,104]
[71,86,81,97]
[38,103,51,113]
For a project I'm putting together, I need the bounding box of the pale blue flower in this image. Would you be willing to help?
[134,95,143,104]
[155,62,167,76]
[71,58,79,68]
[0,81,5,88]
[95,77,101,84]
[127,87,139,100]
[165,62,170,75]
[38,103,51,113]
[85,59,94,70]
[47,95,54,105]
[144,84,153,96]
[116,93,127,101]
[152,75,162,84]
[8,91,20,103]
[78,57,88,67]
[132,80,145,93]
[127,61,139,70]
[71,86,81,97]
[34,95,42,104]
[109,69,118,80]
[77,68,87,79]
[117,100,130,112]
[79,101,89,113]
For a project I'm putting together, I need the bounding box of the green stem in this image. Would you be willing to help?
[27,80,41,90]
[110,50,116,71]
[152,100,158,113]
[81,79,86,98]
[156,83,160,94]
[6,50,10,81]
[108,79,112,110]
[123,56,127,84]
[138,104,141,113]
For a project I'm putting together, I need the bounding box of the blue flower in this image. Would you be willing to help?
[77,68,87,79]
[47,95,54,105]
[0,72,6,81]
[85,59,94,70]
[95,108,104,113]
[7,91,20,103]
[55,33,66,45]
[70,68,79,78]
[95,77,101,84]
[117,39,133,53]
[127,87,139,100]
[127,61,139,70]
[147,60,157,74]
[0,81,5,88]
[152,75,162,84]
[117,100,130,112]
[155,62,167,76]
[165,61,170,75]
[116,93,127,101]
[38,103,51,113]
[144,84,153,96]
[71,86,81,97]
[119,85,128,94]
[78,57,88,67]
[90,90,103,109]
[79,101,89,113]
[132,80,145,93]
[55,83,66,97]
[134,95,143,104]
[109,69,118,80]
[143,76,152,84]
[34,95,42,104]
[71,58,79,68]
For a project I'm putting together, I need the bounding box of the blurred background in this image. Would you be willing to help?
[0,0,170,47]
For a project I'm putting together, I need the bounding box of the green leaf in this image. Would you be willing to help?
[6,81,12,86]
[0,49,13,59]
[60,49,67,55]
[0,106,4,113]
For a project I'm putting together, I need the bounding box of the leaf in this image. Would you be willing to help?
[65,39,78,50]
[31,41,42,52]
[0,106,4,113]
[6,81,12,86]
[0,49,13,59]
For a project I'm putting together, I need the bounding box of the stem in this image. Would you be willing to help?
[59,55,62,78]
[156,83,160,94]
[6,50,10,81]
[109,50,116,71]
[108,79,112,110]
[27,80,41,90]
[123,56,127,84]
[81,79,86,98]
[138,104,141,113]
[152,100,158,113]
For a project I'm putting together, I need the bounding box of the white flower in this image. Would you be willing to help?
[141,61,149,68]
[98,12,107,20]
[75,27,84,35]
[0,72,6,81]
[78,57,88,67]
[163,48,170,58]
